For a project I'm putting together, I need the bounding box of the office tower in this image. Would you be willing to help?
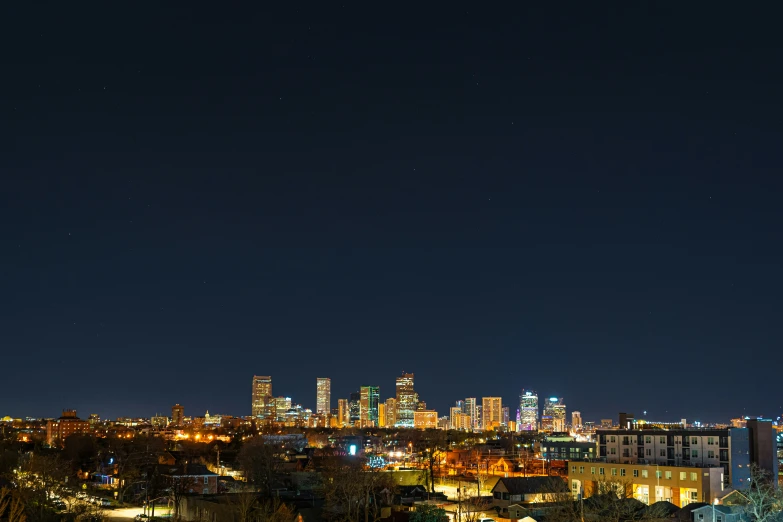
[274,397,291,422]
[450,406,462,429]
[395,372,416,428]
[251,375,274,420]
[481,397,502,431]
[572,411,583,429]
[337,399,349,427]
[519,390,538,431]
[475,405,482,430]
[542,397,566,432]
[378,403,386,427]
[456,400,465,412]
[502,407,509,427]
[349,391,361,425]
[171,404,184,426]
[385,398,397,427]
[413,410,438,429]
[316,378,331,415]
[360,386,380,427]
[464,398,477,430]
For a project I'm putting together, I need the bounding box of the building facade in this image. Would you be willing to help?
[349,391,361,426]
[464,398,478,431]
[251,375,274,420]
[568,462,724,507]
[337,398,349,427]
[597,427,753,489]
[395,373,416,428]
[519,391,538,431]
[316,377,331,415]
[482,397,503,431]
[385,398,397,427]
[572,411,582,430]
[360,385,380,427]
[413,410,437,429]
[171,404,184,426]
[542,397,566,432]
[46,410,90,446]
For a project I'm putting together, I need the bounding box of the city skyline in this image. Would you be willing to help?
[1,369,767,426]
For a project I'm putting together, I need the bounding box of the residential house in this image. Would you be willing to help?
[691,505,746,522]
[491,477,570,512]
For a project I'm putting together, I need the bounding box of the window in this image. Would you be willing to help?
[646,449,652,456]
[633,469,639,477]
[645,436,651,443]
[611,448,616,455]
[680,472,687,480]
[708,437,715,445]
[599,468,605,475]
[611,468,617,476]
[691,473,698,481]
[660,449,666,457]
[692,437,698,445]
[660,436,665,444]
[621,469,626,477]
[579,466,584,474]
[610,436,616,443]
[204,476,208,484]
[591,467,596,475]
[698,515,704,520]
[572,466,577,474]
[642,470,648,478]
[708,451,715,459]
[692,450,698,458]
[656,470,662,479]
[665,471,672,479]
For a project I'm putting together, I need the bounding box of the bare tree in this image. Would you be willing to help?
[318,457,396,522]
[167,474,197,521]
[238,437,284,498]
[742,465,783,522]
[0,487,27,522]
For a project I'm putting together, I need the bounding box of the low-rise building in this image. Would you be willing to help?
[568,462,724,507]
[46,410,90,446]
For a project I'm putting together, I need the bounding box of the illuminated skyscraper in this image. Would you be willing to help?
[360,385,380,427]
[543,397,566,432]
[316,377,331,415]
[251,375,275,420]
[378,403,386,427]
[349,391,361,425]
[519,390,538,431]
[395,372,416,428]
[464,398,477,431]
[385,398,397,427]
[481,397,502,431]
[337,398,349,427]
[274,396,291,422]
[171,404,184,426]
[572,411,582,429]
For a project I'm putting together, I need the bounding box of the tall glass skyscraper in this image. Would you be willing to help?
[360,385,380,426]
[349,391,361,425]
[316,377,331,415]
[464,398,477,431]
[542,396,566,432]
[395,373,416,427]
[519,390,538,431]
[251,375,274,420]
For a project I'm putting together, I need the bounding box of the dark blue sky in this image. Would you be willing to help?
[1,4,781,422]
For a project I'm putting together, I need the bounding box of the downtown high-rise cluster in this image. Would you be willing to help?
[250,373,579,433]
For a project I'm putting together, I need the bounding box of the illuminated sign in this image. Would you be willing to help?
[349,444,357,456]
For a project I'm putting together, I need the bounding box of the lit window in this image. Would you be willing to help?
[680,472,686,480]
[691,473,698,481]
[591,467,596,475]
[665,471,672,479]
[620,469,626,477]
[642,470,648,478]
[611,468,617,476]
[599,468,605,475]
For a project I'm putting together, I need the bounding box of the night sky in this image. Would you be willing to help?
[2,4,781,423]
